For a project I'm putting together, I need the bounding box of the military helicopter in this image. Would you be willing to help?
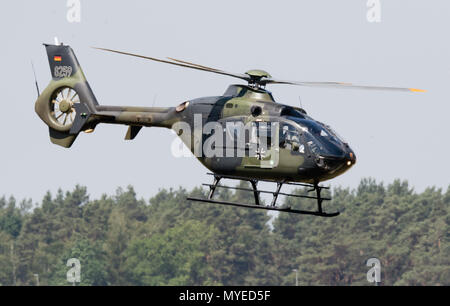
[34,42,425,217]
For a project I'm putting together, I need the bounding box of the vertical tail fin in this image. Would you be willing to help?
[35,43,99,148]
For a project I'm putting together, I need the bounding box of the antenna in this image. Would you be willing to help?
[298,96,303,109]
[31,60,40,97]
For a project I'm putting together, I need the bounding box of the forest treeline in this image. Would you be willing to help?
[0,178,448,286]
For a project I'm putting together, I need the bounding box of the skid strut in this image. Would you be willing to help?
[187,173,339,217]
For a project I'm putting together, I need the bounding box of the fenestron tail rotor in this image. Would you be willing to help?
[50,87,79,128]
[93,46,426,93]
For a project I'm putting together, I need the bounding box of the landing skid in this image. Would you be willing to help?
[187,173,340,217]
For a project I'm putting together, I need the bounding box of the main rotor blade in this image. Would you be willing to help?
[263,79,426,93]
[93,47,425,93]
[166,57,221,72]
[93,47,250,82]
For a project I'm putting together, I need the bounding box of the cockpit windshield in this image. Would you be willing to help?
[284,116,346,157]
[320,122,347,144]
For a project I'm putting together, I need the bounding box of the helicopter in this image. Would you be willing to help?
[34,42,425,217]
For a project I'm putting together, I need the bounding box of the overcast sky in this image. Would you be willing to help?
[0,0,448,203]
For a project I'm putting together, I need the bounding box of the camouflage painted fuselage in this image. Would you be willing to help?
[165,85,355,183]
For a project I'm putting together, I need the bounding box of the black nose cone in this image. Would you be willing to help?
[346,149,356,167]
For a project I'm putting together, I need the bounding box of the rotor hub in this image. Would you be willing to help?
[245,69,272,79]
[59,100,72,113]
[245,70,272,89]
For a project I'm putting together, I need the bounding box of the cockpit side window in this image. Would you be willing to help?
[280,122,301,151]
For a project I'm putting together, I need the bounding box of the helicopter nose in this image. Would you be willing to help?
[344,150,356,167]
